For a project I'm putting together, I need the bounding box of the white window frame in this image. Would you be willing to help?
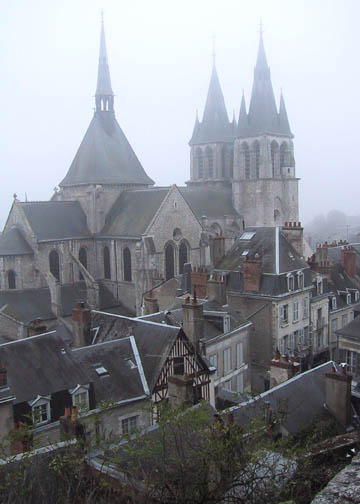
[121,415,138,434]
[280,304,289,326]
[293,301,299,322]
[342,313,348,327]
[346,350,357,374]
[236,342,244,368]
[331,297,337,310]
[303,298,309,319]
[69,384,90,414]
[29,395,51,426]
[287,274,294,292]
[331,318,338,340]
[223,348,232,375]
[347,293,352,305]
[297,272,304,290]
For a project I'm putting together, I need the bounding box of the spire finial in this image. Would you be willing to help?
[212,33,216,66]
[101,9,104,24]
[259,19,264,38]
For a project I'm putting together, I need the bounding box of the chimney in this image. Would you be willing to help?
[243,256,262,292]
[71,301,91,347]
[325,364,352,426]
[182,296,204,351]
[269,353,299,388]
[210,235,225,267]
[282,221,304,256]
[207,273,227,306]
[168,374,194,408]
[191,267,209,299]
[341,246,356,278]
[143,291,159,315]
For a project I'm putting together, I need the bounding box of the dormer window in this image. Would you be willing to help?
[29,395,51,426]
[223,315,231,334]
[287,274,294,292]
[317,279,323,295]
[69,385,90,413]
[347,293,352,305]
[331,297,337,310]
[297,272,304,290]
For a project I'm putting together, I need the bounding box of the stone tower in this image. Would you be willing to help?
[188,59,236,187]
[232,33,299,227]
[55,16,154,233]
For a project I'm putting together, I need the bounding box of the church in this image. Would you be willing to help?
[0,19,299,330]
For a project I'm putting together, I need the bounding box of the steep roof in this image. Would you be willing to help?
[59,114,154,187]
[96,15,113,96]
[91,311,181,392]
[74,338,146,404]
[0,332,89,404]
[101,188,169,238]
[0,228,33,256]
[229,361,334,434]
[189,63,233,145]
[336,314,360,341]
[179,186,239,220]
[21,201,91,241]
[237,35,292,138]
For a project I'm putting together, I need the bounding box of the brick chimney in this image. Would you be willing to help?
[325,364,352,426]
[341,246,356,278]
[210,235,225,267]
[282,221,304,256]
[191,267,209,299]
[168,374,194,408]
[143,291,159,315]
[269,353,299,388]
[182,295,204,351]
[243,256,262,292]
[72,301,91,347]
[314,242,331,277]
[207,273,227,306]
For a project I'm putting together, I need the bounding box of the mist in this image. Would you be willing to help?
[1,0,359,229]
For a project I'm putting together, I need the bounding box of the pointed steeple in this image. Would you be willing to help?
[246,32,289,137]
[279,90,292,135]
[237,91,249,137]
[189,60,233,145]
[95,13,114,113]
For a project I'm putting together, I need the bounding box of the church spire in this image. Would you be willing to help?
[279,90,292,135]
[237,90,248,137]
[95,13,114,113]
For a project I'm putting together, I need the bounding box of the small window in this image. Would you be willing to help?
[73,391,88,412]
[317,279,323,295]
[287,275,294,292]
[123,247,132,282]
[331,297,337,310]
[303,298,309,319]
[280,304,289,325]
[347,293,352,305]
[209,354,218,377]
[236,342,244,368]
[49,250,60,281]
[342,313,348,327]
[297,272,304,289]
[293,301,299,322]
[356,291,360,302]
[95,366,108,376]
[103,246,111,279]
[33,403,49,425]
[223,348,232,374]
[121,415,138,434]
[239,232,256,240]
[173,356,184,375]
[8,270,16,289]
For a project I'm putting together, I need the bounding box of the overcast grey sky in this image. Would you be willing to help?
[1,0,359,229]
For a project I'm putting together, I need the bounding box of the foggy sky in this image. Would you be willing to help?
[1,0,359,230]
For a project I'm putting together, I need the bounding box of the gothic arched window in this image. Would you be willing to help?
[195,148,204,179]
[78,247,87,280]
[123,247,132,282]
[8,270,16,290]
[280,142,288,170]
[49,250,60,281]
[253,141,260,178]
[165,243,175,280]
[271,141,279,178]
[103,246,111,279]
[206,146,214,178]
[242,142,250,179]
[179,242,188,275]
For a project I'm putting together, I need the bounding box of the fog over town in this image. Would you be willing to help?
[0,0,359,228]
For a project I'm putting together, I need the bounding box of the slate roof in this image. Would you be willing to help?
[179,187,239,220]
[237,35,292,138]
[0,332,89,404]
[21,201,91,241]
[215,227,310,296]
[327,243,360,269]
[229,361,334,435]
[0,228,33,256]
[0,281,125,326]
[74,338,146,404]
[189,63,234,145]
[336,314,360,341]
[101,188,169,237]
[139,299,248,343]
[91,311,181,392]
[59,113,154,188]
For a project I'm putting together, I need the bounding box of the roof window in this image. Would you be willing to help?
[95,366,108,376]
[239,232,255,240]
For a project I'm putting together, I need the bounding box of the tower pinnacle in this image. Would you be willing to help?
[95,14,114,113]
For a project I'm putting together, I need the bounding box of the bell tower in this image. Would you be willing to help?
[232,32,299,227]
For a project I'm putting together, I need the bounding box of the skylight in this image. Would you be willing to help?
[95,366,108,376]
[239,232,255,240]
[242,250,249,256]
